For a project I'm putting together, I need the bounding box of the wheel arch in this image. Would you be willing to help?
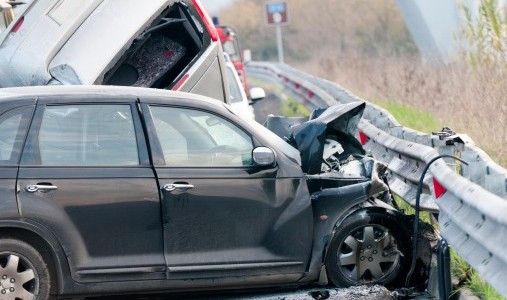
[324,200,409,263]
[0,220,72,295]
[305,197,410,285]
[322,200,429,288]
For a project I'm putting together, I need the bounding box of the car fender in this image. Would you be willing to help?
[302,181,372,283]
[328,198,438,290]
[319,200,434,289]
[325,202,406,259]
[0,219,73,294]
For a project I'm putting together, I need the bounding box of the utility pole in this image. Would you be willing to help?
[274,15,284,63]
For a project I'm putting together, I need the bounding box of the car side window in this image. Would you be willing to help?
[0,107,32,164]
[226,66,243,104]
[37,105,139,166]
[150,106,254,167]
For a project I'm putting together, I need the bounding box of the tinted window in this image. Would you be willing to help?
[0,107,32,164]
[150,106,253,167]
[38,105,139,166]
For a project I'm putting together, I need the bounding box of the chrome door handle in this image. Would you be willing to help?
[162,183,194,192]
[25,184,58,193]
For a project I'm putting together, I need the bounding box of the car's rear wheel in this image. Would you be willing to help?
[325,211,410,287]
[0,238,52,300]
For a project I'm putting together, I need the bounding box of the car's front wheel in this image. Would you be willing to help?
[0,238,52,300]
[325,210,410,288]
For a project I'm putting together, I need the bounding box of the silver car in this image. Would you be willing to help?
[224,53,265,119]
[0,0,229,102]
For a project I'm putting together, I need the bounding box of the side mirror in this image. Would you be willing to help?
[252,147,275,166]
[243,49,252,64]
[249,87,265,102]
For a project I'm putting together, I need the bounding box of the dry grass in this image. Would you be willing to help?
[296,53,507,167]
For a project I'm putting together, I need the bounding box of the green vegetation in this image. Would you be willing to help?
[451,249,472,285]
[376,101,443,133]
[392,195,432,224]
[451,249,505,299]
[467,269,506,299]
[280,98,310,117]
[460,0,507,69]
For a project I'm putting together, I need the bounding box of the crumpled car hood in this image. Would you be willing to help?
[266,102,366,175]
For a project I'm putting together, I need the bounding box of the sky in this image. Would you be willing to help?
[201,0,235,15]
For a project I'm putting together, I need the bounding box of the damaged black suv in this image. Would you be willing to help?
[0,86,432,299]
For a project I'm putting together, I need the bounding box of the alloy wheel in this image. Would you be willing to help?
[0,252,38,300]
[337,225,401,283]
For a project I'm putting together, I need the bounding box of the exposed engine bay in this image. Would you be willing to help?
[265,102,389,198]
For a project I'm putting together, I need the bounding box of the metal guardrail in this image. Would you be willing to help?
[247,61,507,297]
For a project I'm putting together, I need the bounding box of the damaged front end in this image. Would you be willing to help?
[266,102,434,290]
[266,102,390,200]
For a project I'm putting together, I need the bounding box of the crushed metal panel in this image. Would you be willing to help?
[291,102,366,175]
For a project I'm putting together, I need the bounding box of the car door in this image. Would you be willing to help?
[141,100,313,282]
[16,96,165,283]
[0,101,34,220]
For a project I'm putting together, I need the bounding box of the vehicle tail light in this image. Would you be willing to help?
[358,131,369,145]
[11,16,24,33]
[433,178,446,198]
[191,0,219,42]
[172,74,189,91]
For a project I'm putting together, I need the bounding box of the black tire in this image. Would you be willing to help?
[0,238,52,300]
[325,210,411,288]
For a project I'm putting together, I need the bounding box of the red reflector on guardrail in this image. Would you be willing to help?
[358,131,369,145]
[12,17,24,33]
[433,178,446,198]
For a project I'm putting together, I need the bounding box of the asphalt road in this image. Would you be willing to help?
[89,285,403,300]
[252,90,283,124]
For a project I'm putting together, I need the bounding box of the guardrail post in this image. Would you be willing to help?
[437,239,452,300]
